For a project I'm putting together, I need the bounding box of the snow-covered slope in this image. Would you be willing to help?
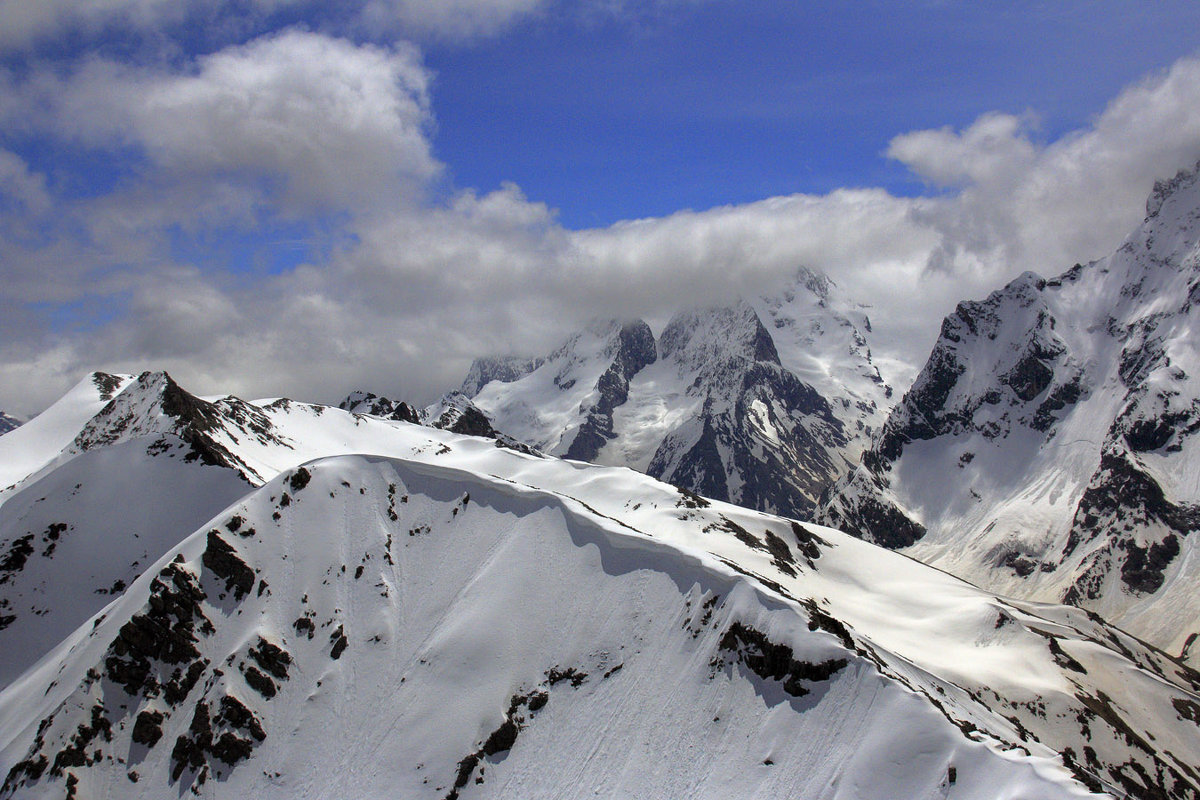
[463,318,657,459]
[819,162,1200,665]
[0,373,134,498]
[750,267,892,461]
[3,370,1199,799]
[458,270,892,517]
[3,429,1200,799]
[618,299,848,517]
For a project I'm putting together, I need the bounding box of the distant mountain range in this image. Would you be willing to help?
[1,369,1198,799]
[446,268,891,519]
[0,413,20,437]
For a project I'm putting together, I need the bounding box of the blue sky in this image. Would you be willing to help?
[1,0,1200,412]
[424,1,1200,226]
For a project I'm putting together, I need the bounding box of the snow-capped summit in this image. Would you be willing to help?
[455,318,657,458]
[631,299,847,517]
[752,266,892,462]
[68,371,294,484]
[458,270,892,518]
[819,161,1200,664]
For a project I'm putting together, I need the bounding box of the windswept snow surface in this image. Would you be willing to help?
[1,372,1199,798]
[0,373,133,498]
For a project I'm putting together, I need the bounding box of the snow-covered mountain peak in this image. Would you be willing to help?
[69,371,291,483]
[1146,159,1200,221]
[0,372,136,497]
[337,390,419,424]
[819,163,1200,666]
[460,355,543,396]
[3,414,1200,799]
[453,270,892,518]
[659,300,780,379]
[457,318,656,459]
[0,413,20,438]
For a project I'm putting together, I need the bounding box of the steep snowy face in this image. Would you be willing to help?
[636,300,847,517]
[69,371,296,485]
[459,318,657,458]
[819,162,1200,664]
[3,448,1199,800]
[0,439,250,688]
[423,392,542,455]
[750,267,893,462]
[460,355,544,396]
[0,372,135,497]
[0,371,298,687]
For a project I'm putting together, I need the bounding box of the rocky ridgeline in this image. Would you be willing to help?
[818,162,1200,665]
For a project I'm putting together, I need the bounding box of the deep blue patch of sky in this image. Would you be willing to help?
[425,1,1200,229]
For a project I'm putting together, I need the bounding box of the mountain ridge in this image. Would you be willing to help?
[449,268,891,518]
[817,161,1200,665]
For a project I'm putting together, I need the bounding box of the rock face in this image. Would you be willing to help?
[70,371,294,484]
[338,391,420,424]
[0,413,19,437]
[460,356,544,397]
[639,301,847,517]
[818,162,1200,665]
[2,406,1199,800]
[455,270,892,518]
[561,321,657,462]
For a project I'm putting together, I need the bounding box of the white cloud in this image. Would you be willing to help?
[0,0,187,51]
[886,112,1039,189]
[6,50,1200,419]
[0,149,50,215]
[0,0,553,50]
[892,56,1200,285]
[359,0,549,40]
[37,31,439,215]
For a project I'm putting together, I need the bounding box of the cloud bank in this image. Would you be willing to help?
[1,24,1200,417]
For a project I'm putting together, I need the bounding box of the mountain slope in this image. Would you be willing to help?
[459,269,891,517]
[624,300,848,517]
[819,162,1200,665]
[1,375,1199,798]
[465,318,657,459]
[0,373,134,498]
[0,455,1183,800]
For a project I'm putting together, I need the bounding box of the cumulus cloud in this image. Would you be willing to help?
[887,112,1039,189]
[27,31,437,216]
[0,0,186,51]
[892,56,1200,283]
[5,45,1200,419]
[140,32,436,212]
